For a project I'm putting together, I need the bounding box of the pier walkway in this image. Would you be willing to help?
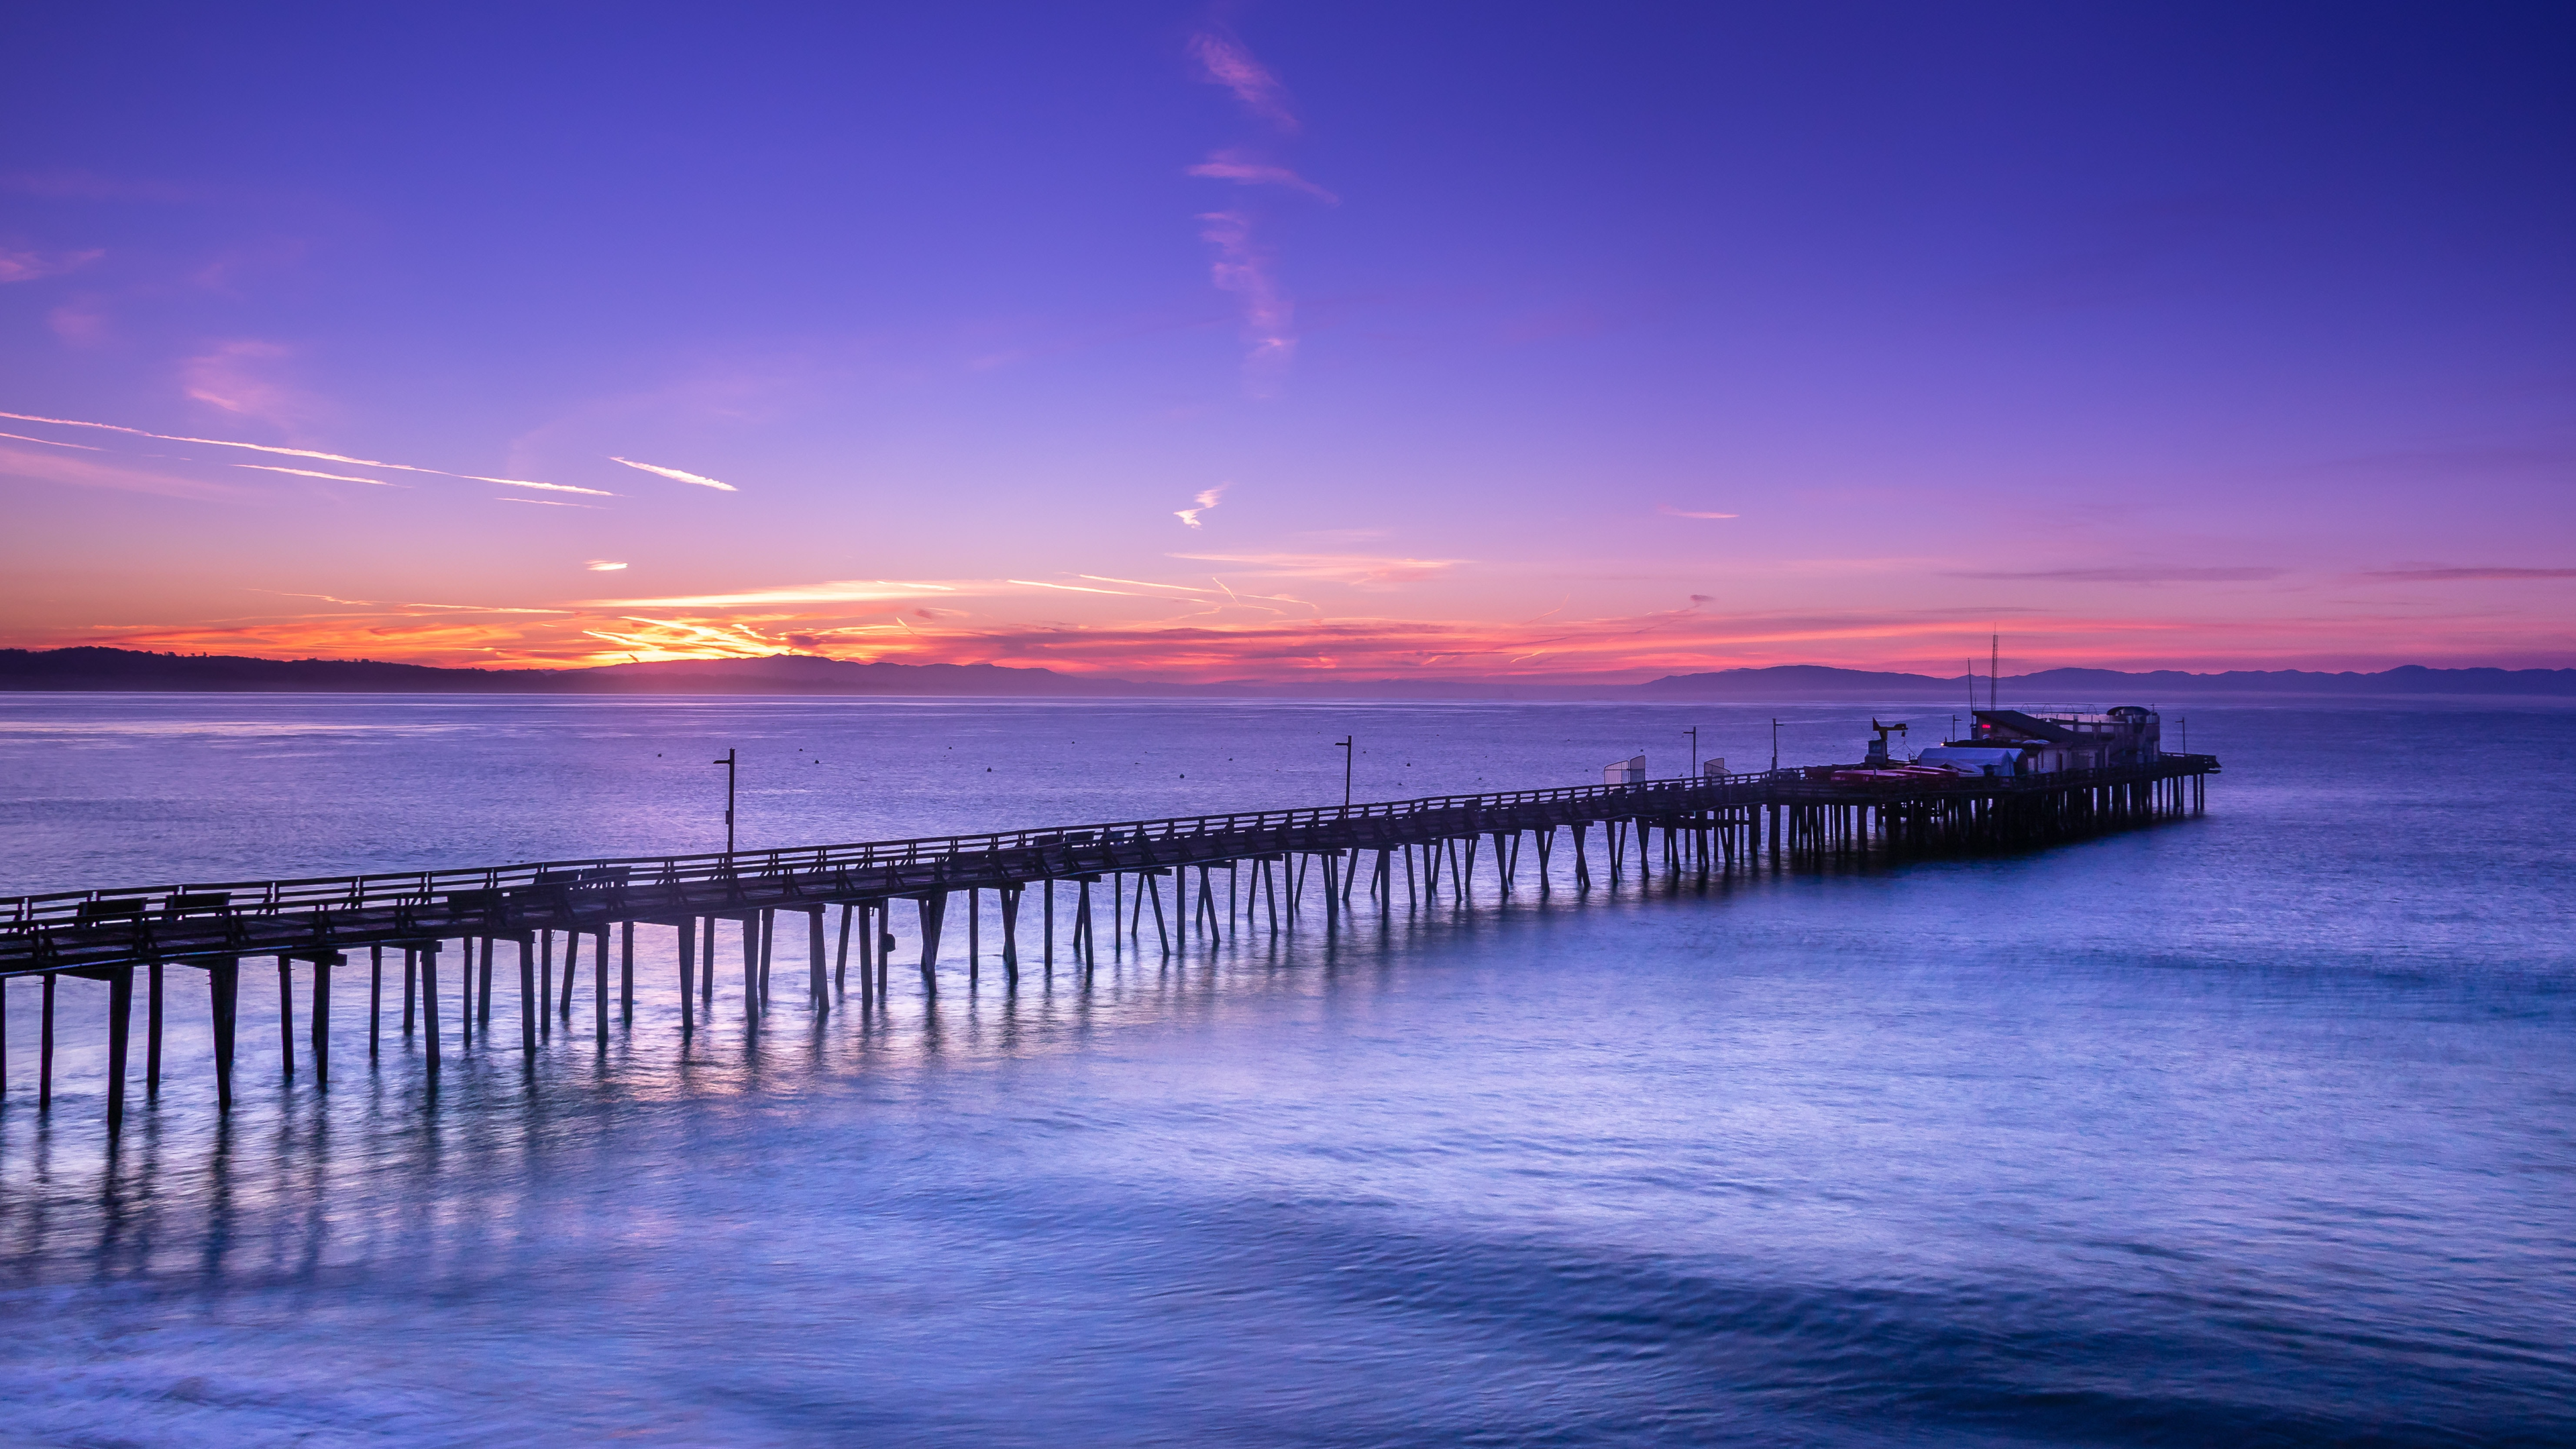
[1,755,2216,1134]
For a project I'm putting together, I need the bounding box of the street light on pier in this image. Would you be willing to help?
[1333,736,1354,810]
[1684,726,1699,777]
[712,748,737,854]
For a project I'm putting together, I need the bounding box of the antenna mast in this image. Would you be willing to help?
[1990,633,1999,713]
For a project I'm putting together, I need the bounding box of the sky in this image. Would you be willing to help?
[2,3,2571,681]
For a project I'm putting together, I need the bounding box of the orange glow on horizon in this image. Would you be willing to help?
[21,598,2569,680]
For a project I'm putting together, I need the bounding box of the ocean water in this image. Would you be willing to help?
[1,694,2571,1447]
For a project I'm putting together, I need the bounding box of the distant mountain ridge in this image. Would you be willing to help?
[4,648,2573,698]
[0,647,1188,696]
[1638,663,2576,698]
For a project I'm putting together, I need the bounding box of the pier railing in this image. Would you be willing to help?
[0,767,1773,933]
[0,755,2223,937]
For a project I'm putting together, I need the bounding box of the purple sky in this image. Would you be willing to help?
[3,3,2571,679]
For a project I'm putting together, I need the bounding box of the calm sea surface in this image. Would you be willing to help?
[1,695,2571,1446]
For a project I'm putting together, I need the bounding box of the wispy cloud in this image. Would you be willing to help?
[1186,149,1338,203]
[0,441,244,500]
[1007,579,1139,596]
[499,497,604,508]
[2361,566,2576,581]
[1199,212,1295,396]
[1658,504,1739,520]
[231,462,399,485]
[609,455,739,491]
[1080,575,1223,594]
[1172,551,1466,586]
[0,409,616,495]
[0,429,101,449]
[1948,566,2286,584]
[48,301,111,347]
[1187,32,1298,132]
[180,339,321,433]
[586,560,629,572]
[0,246,104,284]
[1175,483,1229,529]
[256,590,569,615]
[597,580,953,608]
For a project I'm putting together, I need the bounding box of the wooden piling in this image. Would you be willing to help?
[808,908,828,1010]
[559,927,578,1016]
[312,954,330,1087]
[918,894,947,995]
[1076,879,1095,975]
[678,918,696,1032]
[519,936,537,1055]
[700,916,716,1007]
[105,965,133,1134]
[210,958,238,1110]
[1000,887,1021,984]
[147,961,165,1094]
[277,957,294,1083]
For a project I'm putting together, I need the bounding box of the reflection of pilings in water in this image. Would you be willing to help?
[0,757,2221,1139]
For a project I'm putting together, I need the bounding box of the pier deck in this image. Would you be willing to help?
[1,755,2216,1133]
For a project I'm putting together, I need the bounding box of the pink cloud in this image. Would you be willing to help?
[1199,212,1295,395]
[1187,32,1298,132]
[0,442,244,501]
[1186,149,1338,204]
[1175,483,1228,529]
[1170,551,1466,586]
[180,339,326,435]
[0,246,103,284]
[48,300,111,346]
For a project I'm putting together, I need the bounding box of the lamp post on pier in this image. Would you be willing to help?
[1333,736,1353,810]
[1684,726,1699,777]
[1770,718,1780,773]
[712,748,737,854]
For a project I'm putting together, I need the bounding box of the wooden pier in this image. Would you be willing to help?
[0,755,2216,1133]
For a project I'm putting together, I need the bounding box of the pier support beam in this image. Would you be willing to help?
[918,894,947,996]
[209,959,238,1112]
[276,957,294,1083]
[147,961,164,1095]
[1000,887,1022,984]
[105,965,133,1136]
[519,936,537,1056]
[311,954,331,1087]
[807,908,828,1011]
[420,943,441,1078]
[676,919,696,1032]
